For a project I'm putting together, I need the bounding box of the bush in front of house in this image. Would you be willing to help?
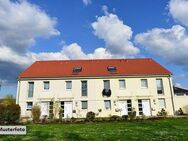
[128,108,137,120]
[177,108,184,115]
[0,103,20,124]
[157,108,167,117]
[122,115,129,121]
[110,115,121,121]
[85,111,95,122]
[31,105,41,123]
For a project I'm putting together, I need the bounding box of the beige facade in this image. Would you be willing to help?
[16,75,175,118]
[173,95,188,114]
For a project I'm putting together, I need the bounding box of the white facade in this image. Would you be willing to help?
[16,75,175,118]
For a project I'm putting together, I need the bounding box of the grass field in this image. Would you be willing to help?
[0,118,188,141]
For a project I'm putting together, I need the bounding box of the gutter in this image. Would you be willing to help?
[168,76,175,115]
[16,80,20,104]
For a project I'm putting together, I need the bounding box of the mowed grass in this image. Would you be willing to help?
[0,118,188,141]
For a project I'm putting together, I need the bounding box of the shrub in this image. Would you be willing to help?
[31,105,41,123]
[128,108,136,120]
[177,108,184,115]
[110,115,121,121]
[157,108,167,117]
[86,111,95,122]
[0,103,20,124]
[122,115,128,121]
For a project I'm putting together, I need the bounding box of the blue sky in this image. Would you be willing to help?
[0,0,188,97]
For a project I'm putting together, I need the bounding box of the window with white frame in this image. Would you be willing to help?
[158,98,166,109]
[66,81,72,90]
[119,80,126,89]
[28,82,34,97]
[81,81,87,96]
[156,79,164,95]
[104,80,110,90]
[81,101,88,109]
[26,102,33,110]
[104,100,111,109]
[141,79,148,88]
[44,81,50,90]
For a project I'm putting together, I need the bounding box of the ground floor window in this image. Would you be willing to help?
[81,101,88,109]
[49,101,53,118]
[158,98,166,109]
[127,100,132,114]
[26,102,33,110]
[61,102,65,117]
[104,100,111,110]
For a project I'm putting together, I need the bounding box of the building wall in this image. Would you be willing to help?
[17,75,174,118]
[173,95,188,114]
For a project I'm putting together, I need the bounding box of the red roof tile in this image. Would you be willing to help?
[19,58,171,79]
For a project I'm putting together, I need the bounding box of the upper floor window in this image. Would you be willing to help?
[104,100,111,109]
[81,81,87,96]
[158,98,166,109]
[26,102,33,110]
[119,80,126,89]
[141,79,148,88]
[44,81,50,90]
[66,81,72,90]
[104,80,110,90]
[28,82,34,98]
[156,79,163,94]
[81,101,88,109]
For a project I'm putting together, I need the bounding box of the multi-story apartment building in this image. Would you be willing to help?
[16,58,175,118]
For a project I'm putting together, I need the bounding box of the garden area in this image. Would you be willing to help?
[1,96,188,141]
[0,118,188,141]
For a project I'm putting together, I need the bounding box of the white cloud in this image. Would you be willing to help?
[174,83,183,88]
[0,0,59,52]
[82,0,92,6]
[135,25,188,67]
[102,5,109,15]
[0,0,59,84]
[91,13,139,57]
[168,0,188,27]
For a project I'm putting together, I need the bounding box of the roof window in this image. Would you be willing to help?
[73,67,82,73]
[107,66,117,72]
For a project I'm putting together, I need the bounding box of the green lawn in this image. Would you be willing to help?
[0,118,188,141]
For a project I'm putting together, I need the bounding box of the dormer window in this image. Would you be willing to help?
[73,67,82,73]
[107,66,116,72]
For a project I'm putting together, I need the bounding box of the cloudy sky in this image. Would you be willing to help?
[0,0,188,97]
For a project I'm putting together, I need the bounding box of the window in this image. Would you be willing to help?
[66,81,72,90]
[73,67,82,73]
[104,100,111,109]
[104,80,110,90]
[26,102,33,110]
[138,99,143,115]
[158,99,166,109]
[44,81,50,90]
[28,82,34,98]
[49,102,53,117]
[81,101,88,109]
[141,79,148,88]
[81,81,87,96]
[156,79,163,94]
[119,80,125,89]
[107,66,117,72]
[127,100,132,115]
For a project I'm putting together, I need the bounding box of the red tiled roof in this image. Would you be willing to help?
[19,58,171,79]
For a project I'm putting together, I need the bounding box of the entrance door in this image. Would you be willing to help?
[138,99,151,116]
[41,102,49,117]
[118,101,128,116]
[142,100,151,116]
[64,102,73,118]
